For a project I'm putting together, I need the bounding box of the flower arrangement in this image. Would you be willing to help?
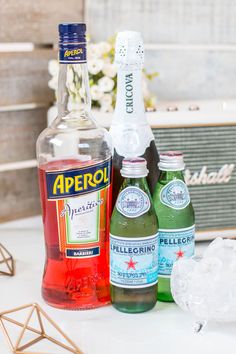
[48,37,158,112]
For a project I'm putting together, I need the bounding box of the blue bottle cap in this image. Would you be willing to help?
[59,23,86,43]
[59,23,86,36]
[58,23,87,63]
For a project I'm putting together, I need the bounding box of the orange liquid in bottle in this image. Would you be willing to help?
[38,159,111,310]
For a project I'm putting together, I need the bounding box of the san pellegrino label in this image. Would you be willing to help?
[158,226,195,277]
[160,179,190,210]
[116,186,150,218]
[110,234,158,288]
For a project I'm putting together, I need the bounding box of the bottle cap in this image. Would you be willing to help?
[58,23,87,64]
[158,151,185,171]
[115,31,144,67]
[58,23,86,43]
[121,157,148,178]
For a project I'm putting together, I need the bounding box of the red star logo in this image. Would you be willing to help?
[125,257,138,270]
[175,249,185,259]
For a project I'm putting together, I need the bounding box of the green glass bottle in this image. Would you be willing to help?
[153,152,195,302]
[110,158,159,313]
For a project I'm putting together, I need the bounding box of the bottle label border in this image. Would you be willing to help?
[116,186,151,218]
[110,233,158,289]
[158,225,195,277]
[160,179,190,210]
[45,158,112,200]
[59,42,87,64]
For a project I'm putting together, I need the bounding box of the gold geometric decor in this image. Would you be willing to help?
[0,243,15,276]
[0,303,83,354]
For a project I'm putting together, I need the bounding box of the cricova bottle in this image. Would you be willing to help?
[36,23,112,309]
[110,31,159,207]
[153,152,195,302]
[110,158,158,313]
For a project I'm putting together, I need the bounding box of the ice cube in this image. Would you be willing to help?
[171,237,236,330]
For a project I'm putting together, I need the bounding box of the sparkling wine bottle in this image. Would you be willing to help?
[110,31,160,206]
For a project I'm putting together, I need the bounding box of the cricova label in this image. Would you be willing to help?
[158,226,195,277]
[116,186,150,218]
[160,179,190,210]
[46,158,112,259]
[110,234,158,288]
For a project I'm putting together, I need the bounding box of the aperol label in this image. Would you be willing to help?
[45,159,112,258]
[46,158,111,199]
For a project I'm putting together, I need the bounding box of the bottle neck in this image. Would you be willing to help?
[122,176,149,189]
[114,65,146,123]
[159,170,185,182]
[57,61,91,120]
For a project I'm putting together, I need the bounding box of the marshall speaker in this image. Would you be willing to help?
[99,100,236,241]
[150,100,236,241]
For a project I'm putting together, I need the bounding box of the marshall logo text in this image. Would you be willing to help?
[184,164,235,186]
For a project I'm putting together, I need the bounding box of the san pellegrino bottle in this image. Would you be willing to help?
[36,23,112,309]
[110,31,160,207]
[153,152,195,302]
[110,158,158,313]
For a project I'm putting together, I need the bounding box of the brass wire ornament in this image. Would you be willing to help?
[0,303,83,354]
[0,243,15,276]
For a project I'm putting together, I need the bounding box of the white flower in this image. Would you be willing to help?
[142,77,150,99]
[48,77,58,91]
[87,44,103,59]
[66,67,74,86]
[99,93,113,106]
[68,96,81,111]
[72,63,82,75]
[79,87,86,100]
[100,104,114,113]
[98,76,115,92]
[48,60,59,77]
[88,59,104,75]
[97,41,112,55]
[99,94,114,113]
[102,63,117,78]
[68,82,76,93]
[90,85,103,101]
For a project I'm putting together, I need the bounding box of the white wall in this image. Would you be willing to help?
[85,0,236,100]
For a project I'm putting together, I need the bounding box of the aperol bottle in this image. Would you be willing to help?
[36,23,112,310]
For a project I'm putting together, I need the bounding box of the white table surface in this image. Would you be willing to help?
[0,216,235,354]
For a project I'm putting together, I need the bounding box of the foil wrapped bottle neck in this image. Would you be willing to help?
[115,31,144,68]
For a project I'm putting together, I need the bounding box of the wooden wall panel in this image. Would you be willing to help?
[86,0,236,44]
[0,0,84,43]
[0,50,56,105]
[0,107,47,164]
[0,168,40,222]
[146,48,236,100]
[0,0,85,222]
